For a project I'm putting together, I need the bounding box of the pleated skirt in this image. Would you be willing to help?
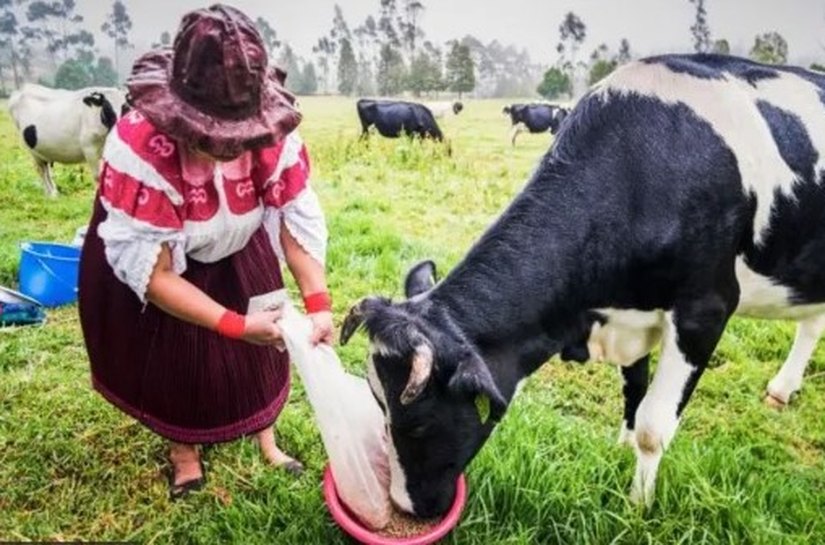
[79,197,290,444]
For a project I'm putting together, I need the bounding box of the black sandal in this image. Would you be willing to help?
[166,458,206,500]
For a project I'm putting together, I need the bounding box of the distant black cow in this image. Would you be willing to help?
[357,99,444,141]
[503,103,569,146]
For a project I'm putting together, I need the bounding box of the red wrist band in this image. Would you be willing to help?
[216,310,245,339]
[303,291,332,314]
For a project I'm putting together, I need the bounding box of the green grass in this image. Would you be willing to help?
[1,96,825,544]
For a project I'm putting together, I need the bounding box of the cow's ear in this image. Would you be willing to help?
[448,354,507,419]
[404,260,437,298]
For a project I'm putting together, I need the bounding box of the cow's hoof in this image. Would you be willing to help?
[617,425,635,448]
[629,486,654,509]
[764,392,788,410]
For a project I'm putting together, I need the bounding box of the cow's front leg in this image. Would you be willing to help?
[509,123,525,146]
[618,355,650,447]
[631,293,735,506]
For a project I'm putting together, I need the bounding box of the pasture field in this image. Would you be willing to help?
[1,96,825,544]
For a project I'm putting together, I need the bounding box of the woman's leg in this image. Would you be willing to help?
[168,442,204,490]
[256,425,304,475]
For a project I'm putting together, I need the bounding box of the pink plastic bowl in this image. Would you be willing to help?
[322,465,467,545]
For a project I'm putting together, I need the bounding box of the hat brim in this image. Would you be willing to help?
[126,49,301,159]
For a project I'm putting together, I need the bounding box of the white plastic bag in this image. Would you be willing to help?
[278,300,392,529]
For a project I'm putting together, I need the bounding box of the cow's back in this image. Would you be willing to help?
[580,54,825,309]
[10,85,89,162]
[524,105,554,133]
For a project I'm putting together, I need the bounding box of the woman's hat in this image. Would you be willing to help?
[126,4,301,159]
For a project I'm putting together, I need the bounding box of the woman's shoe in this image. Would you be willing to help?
[166,458,206,500]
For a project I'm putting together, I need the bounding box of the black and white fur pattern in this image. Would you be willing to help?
[341,54,825,517]
[8,84,129,197]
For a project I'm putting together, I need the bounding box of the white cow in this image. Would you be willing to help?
[423,101,463,118]
[8,84,128,197]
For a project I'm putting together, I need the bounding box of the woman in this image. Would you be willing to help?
[78,4,332,498]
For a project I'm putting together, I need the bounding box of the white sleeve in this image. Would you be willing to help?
[97,204,187,303]
[264,185,328,267]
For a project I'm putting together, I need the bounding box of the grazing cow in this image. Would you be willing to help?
[424,101,464,118]
[357,99,444,141]
[340,54,825,517]
[8,84,129,197]
[503,102,569,146]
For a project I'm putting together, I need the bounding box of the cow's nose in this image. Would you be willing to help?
[413,495,453,519]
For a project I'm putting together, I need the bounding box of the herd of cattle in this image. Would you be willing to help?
[5,53,825,518]
[6,85,569,196]
[356,97,569,145]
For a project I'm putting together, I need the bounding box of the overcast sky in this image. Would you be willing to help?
[77,0,825,66]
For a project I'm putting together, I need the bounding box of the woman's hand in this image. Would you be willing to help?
[310,311,334,346]
[243,309,285,349]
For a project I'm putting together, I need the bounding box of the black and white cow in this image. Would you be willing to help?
[503,103,570,146]
[357,99,444,141]
[8,84,129,197]
[341,54,825,517]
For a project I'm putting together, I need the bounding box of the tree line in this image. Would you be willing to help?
[259,1,498,99]
[0,0,132,94]
[0,0,820,99]
[533,0,816,101]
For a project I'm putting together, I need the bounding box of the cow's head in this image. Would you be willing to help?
[502,105,511,116]
[453,101,464,115]
[341,261,508,518]
[83,90,131,130]
[83,92,118,130]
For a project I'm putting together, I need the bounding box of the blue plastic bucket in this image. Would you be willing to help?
[19,242,81,307]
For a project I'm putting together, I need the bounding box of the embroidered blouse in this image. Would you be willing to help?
[97,109,328,302]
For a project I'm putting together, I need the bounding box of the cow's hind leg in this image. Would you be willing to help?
[618,355,650,447]
[631,289,737,506]
[766,314,825,407]
[33,157,57,197]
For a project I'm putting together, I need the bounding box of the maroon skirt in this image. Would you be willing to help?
[78,197,290,444]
